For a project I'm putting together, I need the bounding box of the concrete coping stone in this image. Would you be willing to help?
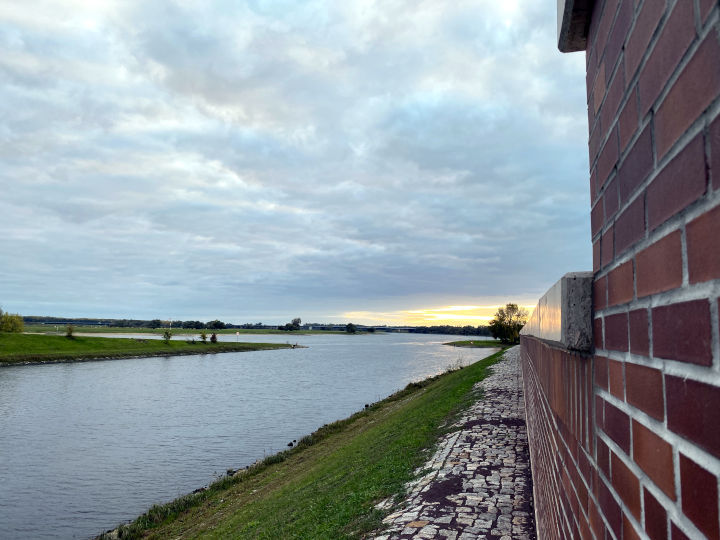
[557,0,593,52]
[520,271,593,352]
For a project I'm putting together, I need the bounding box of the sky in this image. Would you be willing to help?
[0,0,590,326]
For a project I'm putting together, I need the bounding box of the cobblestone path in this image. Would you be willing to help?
[372,346,536,540]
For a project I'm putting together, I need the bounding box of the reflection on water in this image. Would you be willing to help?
[0,333,497,539]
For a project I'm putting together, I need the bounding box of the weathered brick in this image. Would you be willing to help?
[604,178,619,221]
[611,451,640,518]
[593,61,607,115]
[608,260,633,306]
[633,420,674,498]
[652,300,712,365]
[667,375,720,459]
[590,119,603,167]
[615,195,644,255]
[605,311,628,352]
[608,359,624,399]
[602,227,615,268]
[644,488,668,540]
[593,0,620,65]
[628,309,649,357]
[625,363,663,420]
[680,454,719,539]
[604,400,630,453]
[595,355,609,390]
[605,0,632,74]
[618,123,653,204]
[636,231,683,297]
[618,88,638,151]
[637,0,695,114]
[625,0,666,83]
[687,204,720,283]
[647,134,707,231]
[699,0,715,23]
[656,33,720,159]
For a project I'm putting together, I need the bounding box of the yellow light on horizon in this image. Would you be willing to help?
[341,303,535,326]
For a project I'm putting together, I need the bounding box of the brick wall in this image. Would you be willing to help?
[523,0,720,538]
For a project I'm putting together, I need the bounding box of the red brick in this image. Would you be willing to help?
[644,488,668,540]
[711,113,720,191]
[602,227,615,268]
[608,359,624,399]
[633,420,674,497]
[605,312,628,352]
[598,475,623,538]
[592,200,604,236]
[667,375,720,459]
[629,309,649,356]
[604,400,630,453]
[615,195,644,255]
[595,355,609,390]
[671,523,691,540]
[618,123,653,204]
[647,134,707,231]
[598,129,619,188]
[590,119,603,167]
[601,66,626,135]
[680,454,719,539]
[596,394,605,431]
[593,61,607,115]
[625,363,663,420]
[605,0,633,74]
[687,204,720,283]
[699,0,715,23]
[593,239,601,273]
[611,451,640,518]
[652,300,712,365]
[608,260,633,306]
[618,88,638,151]
[593,0,621,64]
[604,178,619,220]
[656,33,720,159]
[594,276,608,310]
[589,500,606,540]
[637,0,695,114]
[636,231,683,297]
[594,317,604,349]
[623,513,641,540]
[625,0,665,82]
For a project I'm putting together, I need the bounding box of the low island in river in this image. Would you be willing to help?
[0,333,291,366]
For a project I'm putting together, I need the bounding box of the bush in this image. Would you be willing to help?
[210,333,217,343]
[0,312,24,333]
[162,330,172,344]
[65,324,74,339]
[199,332,207,343]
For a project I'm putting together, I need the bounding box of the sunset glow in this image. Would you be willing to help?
[342,304,536,326]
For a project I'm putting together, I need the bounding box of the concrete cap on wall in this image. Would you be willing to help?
[557,0,593,52]
[521,271,593,351]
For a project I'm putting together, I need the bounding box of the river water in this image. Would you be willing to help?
[0,332,497,539]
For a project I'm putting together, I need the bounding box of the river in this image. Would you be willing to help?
[0,332,497,539]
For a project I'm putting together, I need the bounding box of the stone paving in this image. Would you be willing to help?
[371,346,536,540]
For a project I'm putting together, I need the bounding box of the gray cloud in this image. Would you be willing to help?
[0,0,590,323]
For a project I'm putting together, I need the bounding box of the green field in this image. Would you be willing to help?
[100,348,507,539]
[0,333,291,365]
[443,339,499,348]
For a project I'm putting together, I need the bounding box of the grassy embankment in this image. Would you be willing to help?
[99,347,506,540]
[23,325,350,335]
[443,339,499,348]
[0,333,291,366]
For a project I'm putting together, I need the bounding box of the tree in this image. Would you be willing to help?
[280,318,302,331]
[206,320,226,330]
[489,303,528,344]
[148,319,162,329]
[210,332,218,343]
[345,323,357,334]
[65,324,75,339]
[199,331,207,343]
[0,311,24,333]
[162,330,172,344]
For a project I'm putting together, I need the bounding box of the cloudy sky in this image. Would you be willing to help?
[0,0,589,325]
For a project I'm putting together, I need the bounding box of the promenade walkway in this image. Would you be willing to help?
[372,346,536,540]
